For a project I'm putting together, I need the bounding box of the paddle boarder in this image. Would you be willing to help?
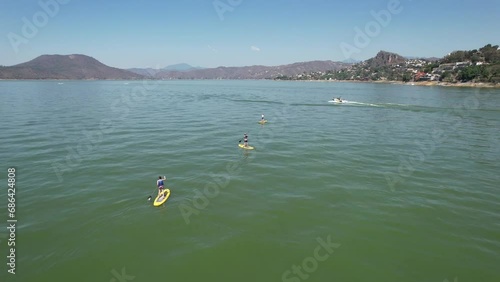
[261,114,265,121]
[243,133,249,147]
[157,176,166,197]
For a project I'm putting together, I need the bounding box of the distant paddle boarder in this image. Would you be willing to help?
[261,114,265,121]
[243,133,249,147]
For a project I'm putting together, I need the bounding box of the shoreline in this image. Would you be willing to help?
[1,78,499,88]
[377,80,500,89]
[287,79,500,89]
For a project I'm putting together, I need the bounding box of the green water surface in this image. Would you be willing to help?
[0,80,499,282]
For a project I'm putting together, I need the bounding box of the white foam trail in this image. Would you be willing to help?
[328,100,402,108]
[344,101,382,107]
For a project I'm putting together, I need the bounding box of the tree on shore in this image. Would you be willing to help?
[402,72,412,82]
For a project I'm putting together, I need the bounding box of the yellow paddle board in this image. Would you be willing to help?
[153,188,170,207]
[258,120,268,124]
[238,143,255,150]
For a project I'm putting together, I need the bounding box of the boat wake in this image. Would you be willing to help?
[327,100,459,113]
[328,100,380,106]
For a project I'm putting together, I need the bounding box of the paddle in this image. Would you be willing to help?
[147,186,157,201]
[239,133,248,143]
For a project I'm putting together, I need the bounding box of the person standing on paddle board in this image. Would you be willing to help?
[243,133,249,147]
[157,176,166,197]
[261,114,265,121]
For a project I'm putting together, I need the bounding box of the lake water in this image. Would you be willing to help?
[0,80,499,282]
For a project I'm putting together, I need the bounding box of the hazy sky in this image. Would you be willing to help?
[1,0,499,68]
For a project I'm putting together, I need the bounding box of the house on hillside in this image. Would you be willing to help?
[414,72,427,81]
[455,61,471,68]
[434,61,471,73]
[430,74,440,81]
[407,68,418,74]
[434,63,455,74]
[414,72,439,81]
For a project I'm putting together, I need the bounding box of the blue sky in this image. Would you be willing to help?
[1,0,499,68]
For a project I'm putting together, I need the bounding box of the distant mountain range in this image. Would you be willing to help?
[152,60,351,79]
[404,56,441,61]
[0,55,352,80]
[127,63,205,77]
[2,48,494,83]
[163,63,205,72]
[0,53,445,80]
[341,58,361,64]
[0,54,143,80]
